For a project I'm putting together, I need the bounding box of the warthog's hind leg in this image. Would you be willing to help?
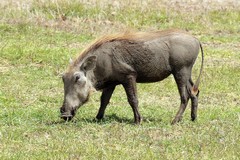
[188,78,199,121]
[171,67,191,125]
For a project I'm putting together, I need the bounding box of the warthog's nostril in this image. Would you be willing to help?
[60,107,76,122]
[60,111,73,121]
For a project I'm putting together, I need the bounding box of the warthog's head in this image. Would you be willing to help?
[60,56,96,121]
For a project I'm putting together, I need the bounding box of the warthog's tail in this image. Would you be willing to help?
[191,42,204,96]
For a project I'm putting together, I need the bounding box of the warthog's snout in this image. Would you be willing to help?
[60,106,76,121]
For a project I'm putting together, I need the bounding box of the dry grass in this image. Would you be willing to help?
[1,0,239,36]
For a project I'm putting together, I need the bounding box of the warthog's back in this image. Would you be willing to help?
[92,31,200,83]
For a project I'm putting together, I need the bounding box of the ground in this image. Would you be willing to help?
[0,0,239,159]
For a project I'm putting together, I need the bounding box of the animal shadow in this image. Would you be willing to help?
[81,114,163,125]
[80,114,133,124]
[45,114,163,126]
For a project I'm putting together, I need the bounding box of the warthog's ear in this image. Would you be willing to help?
[81,56,97,72]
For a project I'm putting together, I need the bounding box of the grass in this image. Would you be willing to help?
[0,0,239,159]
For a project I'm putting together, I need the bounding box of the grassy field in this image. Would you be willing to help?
[0,0,239,159]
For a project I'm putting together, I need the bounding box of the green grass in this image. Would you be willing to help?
[0,0,239,159]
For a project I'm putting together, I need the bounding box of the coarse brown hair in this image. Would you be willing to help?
[69,29,186,70]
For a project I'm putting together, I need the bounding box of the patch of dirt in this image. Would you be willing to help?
[203,42,240,52]
[205,57,240,68]
[0,59,12,73]
[164,0,240,11]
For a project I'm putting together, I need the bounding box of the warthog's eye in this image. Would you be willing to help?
[75,75,80,82]
[73,72,86,85]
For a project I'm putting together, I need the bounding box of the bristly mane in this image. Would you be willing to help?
[68,29,186,70]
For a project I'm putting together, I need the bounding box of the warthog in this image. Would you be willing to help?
[60,29,204,124]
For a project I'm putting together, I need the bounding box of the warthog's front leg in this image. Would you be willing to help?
[96,85,116,120]
[123,75,142,124]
